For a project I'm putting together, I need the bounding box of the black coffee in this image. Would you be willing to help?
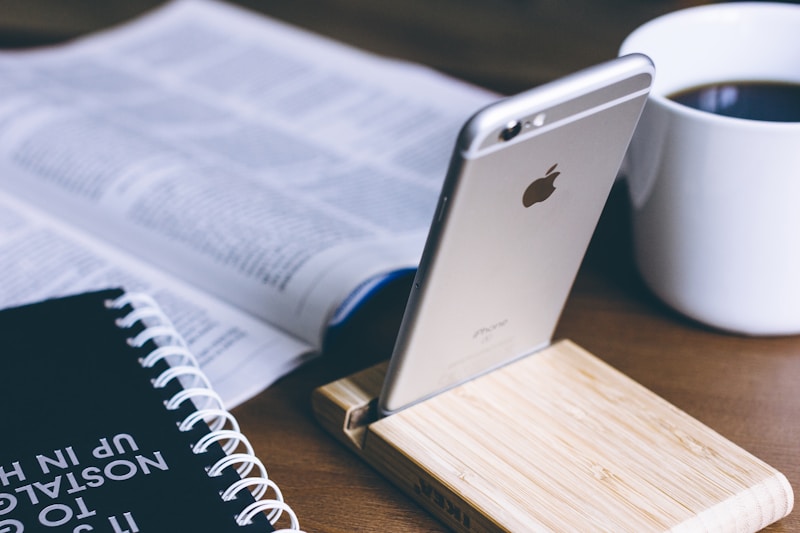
[669,81,800,122]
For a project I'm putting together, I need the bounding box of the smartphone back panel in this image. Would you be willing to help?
[380,56,653,415]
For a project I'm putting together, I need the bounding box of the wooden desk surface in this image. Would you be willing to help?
[2,1,796,531]
[241,187,799,533]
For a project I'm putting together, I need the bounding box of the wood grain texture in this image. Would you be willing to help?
[315,340,793,532]
[248,186,800,533]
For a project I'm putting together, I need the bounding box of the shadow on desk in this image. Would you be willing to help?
[238,185,799,532]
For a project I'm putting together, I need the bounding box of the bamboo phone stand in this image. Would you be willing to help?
[312,340,794,532]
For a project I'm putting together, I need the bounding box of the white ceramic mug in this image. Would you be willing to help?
[619,2,800,335]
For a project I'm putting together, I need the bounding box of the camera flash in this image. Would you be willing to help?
[533,113,546,127]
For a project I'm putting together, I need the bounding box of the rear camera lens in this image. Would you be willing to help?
[499,120,522,141]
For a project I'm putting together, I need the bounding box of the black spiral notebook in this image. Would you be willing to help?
[0,289,300,532]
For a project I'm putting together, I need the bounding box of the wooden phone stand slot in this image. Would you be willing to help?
[313,340,793,532]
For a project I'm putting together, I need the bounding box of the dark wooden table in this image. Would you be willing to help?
[3,1,796,531]
[239,185,799,533]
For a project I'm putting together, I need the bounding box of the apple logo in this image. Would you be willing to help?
[522,163,560,207]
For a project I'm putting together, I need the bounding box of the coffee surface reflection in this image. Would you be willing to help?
[669,81,800,122]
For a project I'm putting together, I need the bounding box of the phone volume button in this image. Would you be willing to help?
[436,196,448,222]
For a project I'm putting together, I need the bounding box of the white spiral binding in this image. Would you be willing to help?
[107,292,304,532]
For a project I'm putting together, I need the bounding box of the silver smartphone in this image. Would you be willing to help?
[378,54,653,416]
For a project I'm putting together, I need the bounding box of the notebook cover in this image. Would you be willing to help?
[0,289,273,532]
